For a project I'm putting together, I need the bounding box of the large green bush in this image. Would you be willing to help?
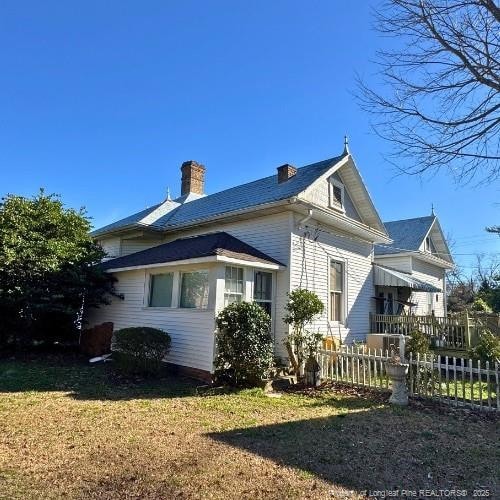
[468,330,500,365]
[0,190,116,348]
[112,327,171,375]
[215,301,273,387]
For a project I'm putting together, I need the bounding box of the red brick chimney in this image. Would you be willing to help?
[181,161,205,196]
[277,164,297,183]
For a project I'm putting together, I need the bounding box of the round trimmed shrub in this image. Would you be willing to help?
[112,327,171,375]
[215,302,273,387]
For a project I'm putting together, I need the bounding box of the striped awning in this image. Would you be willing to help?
[373,265,441,292]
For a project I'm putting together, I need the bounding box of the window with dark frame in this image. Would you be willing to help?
[254,271,272,317]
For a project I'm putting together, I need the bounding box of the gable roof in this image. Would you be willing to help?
[375,215,453,265]
[92,154,346,237]
[99,232,285,272]
[375,216,435,255]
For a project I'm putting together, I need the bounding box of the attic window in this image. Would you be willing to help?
[425,236,436,254]
[329,178,344,211]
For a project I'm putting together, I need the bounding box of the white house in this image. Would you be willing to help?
[373,216,454,317]
[86,146,453,380]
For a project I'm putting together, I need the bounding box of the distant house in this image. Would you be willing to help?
[374,216,453,317]
[86,146,454,380]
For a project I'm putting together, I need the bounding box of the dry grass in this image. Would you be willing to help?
[0,356,498,499]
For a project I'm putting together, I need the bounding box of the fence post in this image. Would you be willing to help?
[399,333,406,362]
[465,310,471,349]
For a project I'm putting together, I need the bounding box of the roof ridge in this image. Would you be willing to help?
[93,153,346,236]
[146,154,344,230]
[384,215,435,225]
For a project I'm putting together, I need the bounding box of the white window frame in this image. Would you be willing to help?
[329,258,346,324]
[224,266,244,306]
[329,178,345,212]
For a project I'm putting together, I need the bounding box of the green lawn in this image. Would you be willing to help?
[0,356,498,499]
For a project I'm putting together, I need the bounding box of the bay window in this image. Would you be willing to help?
[224,266,244,306]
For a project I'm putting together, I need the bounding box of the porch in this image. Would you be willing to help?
[369,312,499,352]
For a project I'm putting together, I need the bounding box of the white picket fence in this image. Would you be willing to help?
[317,344,499,412]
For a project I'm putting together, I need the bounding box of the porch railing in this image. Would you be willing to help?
[369,312,491,350]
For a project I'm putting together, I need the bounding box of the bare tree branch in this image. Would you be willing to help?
[357,0,500,184]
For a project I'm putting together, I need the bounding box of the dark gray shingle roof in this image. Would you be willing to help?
[375,216,435,255]
[99,232,285,271]
[92,155,345,237]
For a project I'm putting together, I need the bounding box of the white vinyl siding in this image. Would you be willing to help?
[159,212,292,357]
[88,212,293,368]
[85,268,216,372]
[98,237,121,260]
[410,258,446,316]
[373,255,413,274]
[121,238,162,256]
[290,217,374,343]
[304,173,362,222]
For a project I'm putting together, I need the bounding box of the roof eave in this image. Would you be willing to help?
[294,200,392,244]
[375,251,454,269]
[104,254,283,273]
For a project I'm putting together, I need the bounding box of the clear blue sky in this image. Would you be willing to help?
[0,0,498,272]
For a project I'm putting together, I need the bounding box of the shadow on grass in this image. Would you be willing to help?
[207,407,499,493]
[0,357,199,400]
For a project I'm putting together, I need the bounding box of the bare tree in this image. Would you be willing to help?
[358,0,500,183]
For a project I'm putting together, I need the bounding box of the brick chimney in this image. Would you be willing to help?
[181,160,205,196]
[277,164,297,183]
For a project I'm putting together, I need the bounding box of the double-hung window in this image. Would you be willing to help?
[254,271,272,317]
[329,260,344,322]
[180,270,209,309]
[148,272,174,307]
[224,266,244,306]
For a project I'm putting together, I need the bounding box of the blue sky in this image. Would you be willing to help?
[0,0,498,272]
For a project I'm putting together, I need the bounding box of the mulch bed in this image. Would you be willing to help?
[285,380,499,422]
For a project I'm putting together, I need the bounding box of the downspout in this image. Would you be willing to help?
[298,209,313,229]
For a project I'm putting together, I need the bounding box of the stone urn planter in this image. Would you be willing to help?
[386,358,409,406]
[304,356,321,387]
